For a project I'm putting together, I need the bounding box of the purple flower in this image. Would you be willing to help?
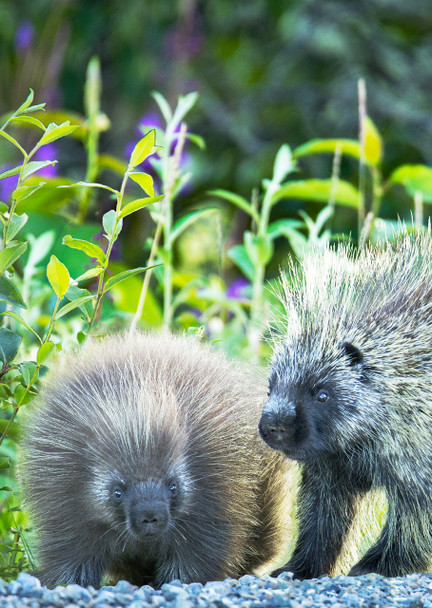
[226,277,251,300]
[34,143,58,178]
[15,22,34,54]
[0,167,18,204]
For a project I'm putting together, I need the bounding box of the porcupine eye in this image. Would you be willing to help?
[168,483,177,497]
[316,390,329,404]
[113,487,124,501]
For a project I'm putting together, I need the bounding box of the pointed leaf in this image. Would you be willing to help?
[62,235,106,263]
[152,91,173,124]
[18,361,38,386]
[1,311,42,344]
[364,117,383,167]
[47,255,70,299]
[273,144,295,184]
[0,130,26,154]
[74,267,103,283]
[0,241,28,274]
[119,194,164,219]
[22,160,57,180]
[56,295,95,319]
[210,189,259,223]
[10,115,46,130]
[267,219,304,241]
[65,285,93,319]
[13,183,45,203]
[15,89,34,114]
[39,121,78,146]
[0,328,22,363]
[293,139,361,161]
[103,265,159,293]
[36,341,55,365]
[129,130,156,168]
[171,92,198,129]
[7,213,28,240]
[129,172,154,196]
[227,245,254,282]
[65,181,120,196]
[0,166,21,181]
[0,276,26,308]
[272,179,359,208]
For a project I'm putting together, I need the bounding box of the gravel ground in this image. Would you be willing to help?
[2,572,432,608]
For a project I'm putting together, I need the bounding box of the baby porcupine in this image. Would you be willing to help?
[19,333,293,588]
[259,230,432,579]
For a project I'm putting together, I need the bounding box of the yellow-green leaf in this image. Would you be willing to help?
[129,172,154,196]
[47,255,70,298]
[363,116,383,167]
[119,195,164,219]
[129,130,156,168]
[39,121,78,146]
[62,235,106,263]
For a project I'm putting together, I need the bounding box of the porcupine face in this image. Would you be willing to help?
[93,467,186,553]
[259,340,369,462]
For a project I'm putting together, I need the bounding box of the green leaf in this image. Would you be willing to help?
[388,165,432,202]
[244,231,273,267]
[171,92,198,129]
[14,384,36,405]
[129,130,156,168]
[38,121,78,146]
[102,209,122,240]
[184,133,206,150]
[103,266,159,294]
[62,235,106,263]
[1,311,42,344]
[7,213,28,240]
[227,244,254,282]
[56,295,95,319]
[15,89,34,114]
[0,202,8,214]
[0,276,26,308]
[18,361,38,386]
[65,285,94,320]
[12,183,45,203]
[0,130,25,154]
[72,181,120,196]
[0,166,21,181]
[273,144,296,184]
[0,420,21,442]
[170,209,215,244]
[272,179,359,208]
[129,171,154,196]
[74,267,103,283]
[119,194,164,219]
[0,328,22,363]
[152,91,173,124]
[47,255,70,298]
[293,139,361,161]
[36,341,55,365]
[267,219,304,240]
[10,115,46,130]
[0,241,28,274]
[22,160,57,180]
[0,456,11,470]
[364,116,383,167]
[210,189,259,223]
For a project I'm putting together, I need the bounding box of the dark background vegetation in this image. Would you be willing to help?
[2,0,432,205]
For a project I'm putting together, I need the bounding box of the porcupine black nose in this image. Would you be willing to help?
[259,402,295,450]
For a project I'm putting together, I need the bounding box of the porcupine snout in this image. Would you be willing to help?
[126,482,171,538]
[258,397,296,451]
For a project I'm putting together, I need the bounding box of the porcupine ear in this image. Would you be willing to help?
[340,342,364,367]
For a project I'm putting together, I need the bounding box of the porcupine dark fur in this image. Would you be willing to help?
[259,230,432,579]
[20,333,294,588]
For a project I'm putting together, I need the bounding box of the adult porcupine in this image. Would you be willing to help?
[20,333,293,588]
[259,230,432,579]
